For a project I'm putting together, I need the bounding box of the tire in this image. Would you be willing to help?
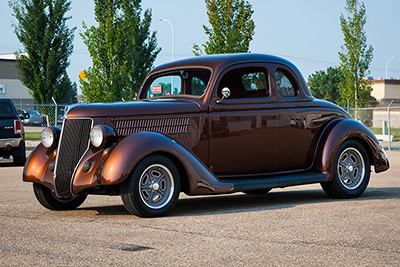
[13,141,26,166]
[121,155,181,217]
[33,183,87,210]
[321,140,370,198]
[243,188,272,195]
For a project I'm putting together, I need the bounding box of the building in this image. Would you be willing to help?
[0,53,33,105]
[371,79,400,104]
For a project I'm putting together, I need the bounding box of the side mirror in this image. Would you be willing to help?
[216,87,231,103]
[21,112,30,120]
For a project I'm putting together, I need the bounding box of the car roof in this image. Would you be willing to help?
[152,53,299,74]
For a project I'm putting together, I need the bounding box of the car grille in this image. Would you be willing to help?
[114,117,190,136]
[54,118,92,196]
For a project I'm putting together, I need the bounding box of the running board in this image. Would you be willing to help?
[227,172,327,192]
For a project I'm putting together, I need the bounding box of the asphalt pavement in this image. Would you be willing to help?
[0,152,399,266]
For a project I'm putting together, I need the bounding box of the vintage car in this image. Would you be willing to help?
[23,54,389,217]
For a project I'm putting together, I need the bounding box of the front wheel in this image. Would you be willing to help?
[121,155,181,217]
[321,140,370,198]
[33,183,87,210]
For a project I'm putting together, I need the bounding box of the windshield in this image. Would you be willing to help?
[143,68,211,99]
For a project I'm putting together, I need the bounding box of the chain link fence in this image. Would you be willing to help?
[15,103,68,127]
[15,102,400,151]
[348,102,400,151]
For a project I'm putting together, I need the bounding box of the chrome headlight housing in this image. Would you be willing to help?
[89,125,116,148]
[40,127,60,148]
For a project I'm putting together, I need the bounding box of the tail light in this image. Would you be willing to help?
[14,120,22,134]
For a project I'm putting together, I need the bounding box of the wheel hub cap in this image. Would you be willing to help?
[151,183,160,191]
[337,147,365,190]
[139,164,175,209]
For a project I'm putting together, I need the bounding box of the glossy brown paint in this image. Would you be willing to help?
[97,131,233,195]
[67,99,201,118]
[23,144,56,191]
[318,119,389,181]
[23,53,389,198]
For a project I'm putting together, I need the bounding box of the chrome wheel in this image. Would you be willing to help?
[337,147,365,190]
[321,140,370,199]
[139,164,175,209]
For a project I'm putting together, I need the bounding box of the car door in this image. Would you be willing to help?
[274,65,322,172]
[208,64,280,177]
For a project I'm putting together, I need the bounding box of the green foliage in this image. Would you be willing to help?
[193,0,255,55]
[308,66,344,104]
[81,0,161,103]
[338,0,373,108]
[9,0,77,104]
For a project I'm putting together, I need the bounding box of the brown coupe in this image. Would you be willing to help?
[23,54,389,217]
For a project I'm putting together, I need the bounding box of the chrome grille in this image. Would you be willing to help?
[114,117,190,136]
[54,118,92,196]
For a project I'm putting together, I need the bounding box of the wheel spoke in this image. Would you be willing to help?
[339,161,347,169]
[141,184,151,190]
[155,173,165,184]
[148,190,155,204]
[158,189,166,196]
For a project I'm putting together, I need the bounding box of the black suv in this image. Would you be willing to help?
[0,99,29,165]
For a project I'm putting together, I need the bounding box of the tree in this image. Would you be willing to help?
[81,0,160,103]
[10,0,76,104]
[308,66,344,105]
[193,0,255,55]
[338,0,373,108]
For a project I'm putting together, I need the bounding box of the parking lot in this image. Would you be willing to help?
[0,151,399,266]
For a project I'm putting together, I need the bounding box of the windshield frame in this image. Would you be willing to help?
[139,66,213,100]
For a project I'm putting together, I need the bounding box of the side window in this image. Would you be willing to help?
[275,69,297,97]
[242,72,267,92]
[191,77,206,96]
[218,67,269,99]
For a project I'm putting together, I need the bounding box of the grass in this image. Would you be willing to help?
[25,132,41,141]
[368,127,400,141]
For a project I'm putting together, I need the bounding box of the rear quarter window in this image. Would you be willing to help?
[0,102,14,116]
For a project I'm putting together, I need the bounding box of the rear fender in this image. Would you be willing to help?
[99,131,234,195]
[316,119,389,181]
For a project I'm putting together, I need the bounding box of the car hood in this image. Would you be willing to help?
[67,99,201,118]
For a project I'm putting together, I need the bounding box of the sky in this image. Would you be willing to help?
[1,0,400,94]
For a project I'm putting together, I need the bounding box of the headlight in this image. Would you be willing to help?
[89,125,104,147]
[40,127,60,148]
[89,125,116,148]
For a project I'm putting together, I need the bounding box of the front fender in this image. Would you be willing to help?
[99,131,234,195]
[23,144,56,191]
[316,119,389,181]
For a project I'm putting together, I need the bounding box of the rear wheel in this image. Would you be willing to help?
[33,183,87,210]
[321,140,370,198]
[121,155,180,217]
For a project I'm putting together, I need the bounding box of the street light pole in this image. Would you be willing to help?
[160,18,174,61]
[160,18,175,94]
[385,56,397,79]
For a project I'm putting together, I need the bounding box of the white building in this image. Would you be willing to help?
[0,53,34,105]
